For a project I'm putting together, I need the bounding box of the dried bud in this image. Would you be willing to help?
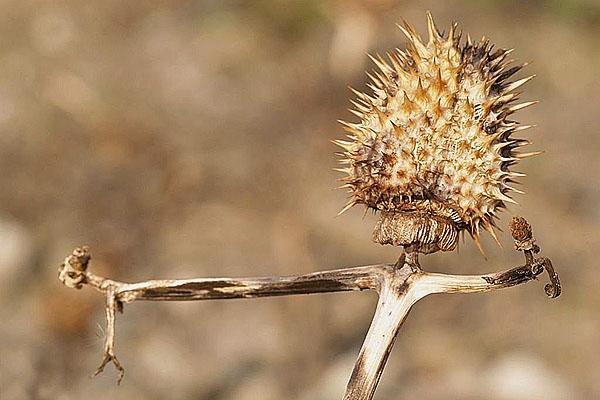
[58,246,90,289]
[510,216,533,242]
[510,216,538,253]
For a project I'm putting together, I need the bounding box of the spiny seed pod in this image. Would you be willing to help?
[335,12,539,254]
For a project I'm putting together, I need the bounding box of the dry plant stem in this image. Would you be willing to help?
[58,217,560,398]
[93,285,124,384]
[344,267,416,399]
[342,260,551,400]
[108,265,387,302]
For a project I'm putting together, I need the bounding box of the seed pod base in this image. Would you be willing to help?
[373,211,458,254]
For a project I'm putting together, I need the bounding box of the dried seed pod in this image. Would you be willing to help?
[336,12,538,254]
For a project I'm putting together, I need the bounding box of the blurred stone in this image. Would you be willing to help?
[42,71,104,125]
[482,352,575,400]
[298,353,355,400]
[0,217,32,292]
[227,370,282,400]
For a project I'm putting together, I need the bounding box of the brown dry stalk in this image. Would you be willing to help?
[57,216,560,398]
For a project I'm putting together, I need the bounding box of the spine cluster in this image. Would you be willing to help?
[335,13,539,254]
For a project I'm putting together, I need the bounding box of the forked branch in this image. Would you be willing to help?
[57,216,560,399]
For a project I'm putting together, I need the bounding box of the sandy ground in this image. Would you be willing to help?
[1,1,599,399]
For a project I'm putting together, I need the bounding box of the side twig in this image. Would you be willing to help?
[57,216,560,399]
[93,285,124,383]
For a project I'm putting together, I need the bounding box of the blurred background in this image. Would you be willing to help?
[0,0,598,399]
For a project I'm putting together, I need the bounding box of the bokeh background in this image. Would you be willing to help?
[1,0,598,399]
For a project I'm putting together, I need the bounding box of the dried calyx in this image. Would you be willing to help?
[336,12,539,254]
[58,246,90,289]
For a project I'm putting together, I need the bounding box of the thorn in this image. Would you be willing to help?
[494,141,515,150]
[335,184,352,190]
[337,120,361,132]
[502,182,526,194]
[374,106,387,124]
[337,201,356,216]
[348,85,360,95]
[436,67,444,83]
[397,20,430,58]
[396,19,417,40]
[368,53,392,74]
[508,101,539,112]
[402,92,417,113]
[349,99,370,113]
[415,77,427,102]
[366,72,383,88]
[509,171,527,177]
[448,22,458,41]
[494,92,519,104]
[484,221,502,248]
[512,124,536,132]
[332,139,353,151]
[395,48,408,61]
[498,192,519,205]
[516,150,544,158]
[426,11,442,43]
[387,51,404,72]
[332,167,350,174]
[373,70,388,85]
[349,87,371,102]
[348,109,363,118]
[362,206,372,219]
[504,75,536,92]
[472,232,487,258]
[514,139,533,147]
